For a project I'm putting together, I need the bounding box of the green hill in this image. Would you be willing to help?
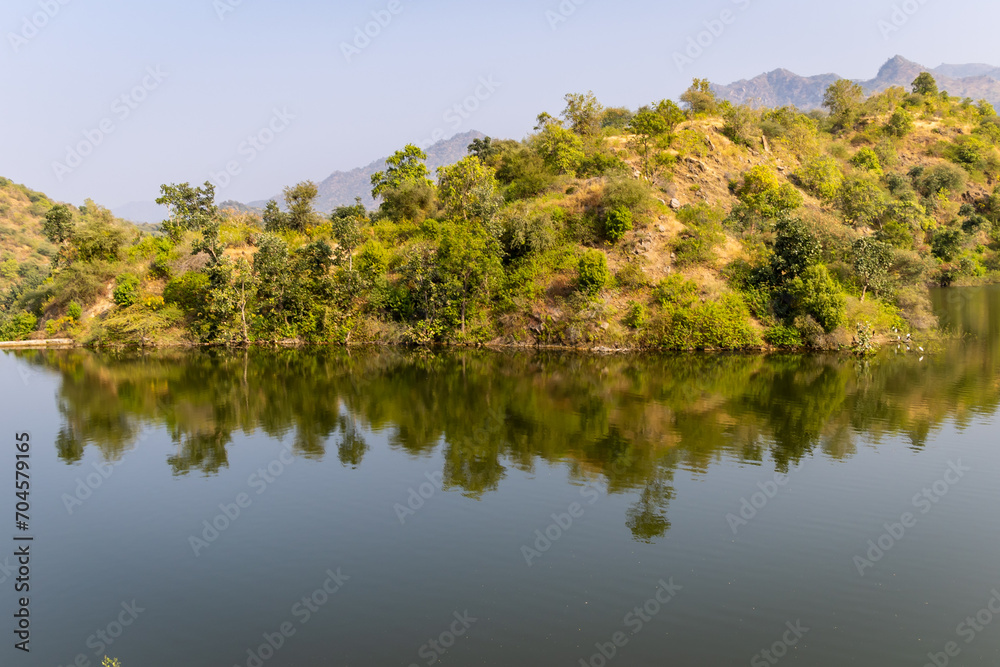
[4,72,1000,351]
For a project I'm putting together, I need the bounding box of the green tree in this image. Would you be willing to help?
[823,79,865,131]
[627,102,681,179]
[533,122,585,176]
[371,144,433,200]
[330,198,367,270]
[680,79,718,116]
[561,91,603,136]
[912,72,939,96]
[788,264,846,333]
[851,237,893,301]
[931,228,963,261]
[838,177,887,228]
[156,182,218,235]
[771,218,820,283]
[795,156,844,202]
[283,181,320,232]
[43,205,75,245]
[437,222,502,334]
[436,156,503,227]
[885,107,914,137]
[262,200,288,232]
[722,104,759,147]
[113,274,140,308]
[730,166,803,233]
[72,202,132,262]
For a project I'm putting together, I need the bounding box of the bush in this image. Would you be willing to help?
[163,272,210,312]
[914,163,967,197]
[787,264,846,333]
[652,292,761,349]
[112,273,140,308]
[764,325,803,347]
[604,206,633,242]
[602,177,650,214]
[67,301,82,321]
[850,147,883,176]
[885,108,914,137]
[837,176,888,228]
[931,228,964,261]
[722,104,759,147]
[653,274,698,307]
[795,156,844,202]
[623,301,647,329]
[0,312,37,341]
[577,250,610,295]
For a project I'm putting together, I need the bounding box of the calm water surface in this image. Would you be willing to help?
[2,287,1000,666]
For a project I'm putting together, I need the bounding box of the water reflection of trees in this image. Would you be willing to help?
[19,288,1000,542]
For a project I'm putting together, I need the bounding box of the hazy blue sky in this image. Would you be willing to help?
[2,0,998,209]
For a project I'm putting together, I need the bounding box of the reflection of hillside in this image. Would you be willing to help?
[19,287,1000,542]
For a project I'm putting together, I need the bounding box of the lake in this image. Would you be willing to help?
[3,286,1000,667]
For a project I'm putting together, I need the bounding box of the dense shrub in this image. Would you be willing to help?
[623,301,647,329]
[113,273,140,308]
[652,293,761,349]
[163,272,210,312]
[0,312,37,341]
[577,250,610,295]
[764,325,803,347]
[604,206,633,243]
[653,274,698,307]
[850,148,883,176]
[795,156,844,202]
[931,228,964,261]
[914,163,967,197]
[788,264,846,333]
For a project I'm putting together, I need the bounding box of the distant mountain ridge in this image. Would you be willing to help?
[713,56,1000,109]
[113,131,486,223]
[250,130,486,213]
